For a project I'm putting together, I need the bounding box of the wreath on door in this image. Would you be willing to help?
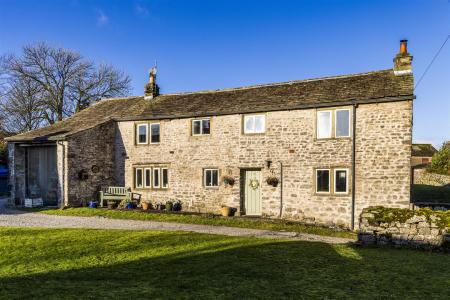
[249,179,260,190]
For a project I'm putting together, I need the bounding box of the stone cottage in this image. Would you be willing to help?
[6,40,414,229]
[411,143,437,167]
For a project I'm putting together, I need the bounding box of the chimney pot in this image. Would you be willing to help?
[393,40,413,75]
[400,39,408,55]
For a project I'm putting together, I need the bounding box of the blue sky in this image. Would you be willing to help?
[0,0,449,147]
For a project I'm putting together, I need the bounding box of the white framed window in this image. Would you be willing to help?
[136,124,148,144]
[135,168,143,188]
[334,168,348,194]
[316,111,332,139]
[144,168,152,188]
[335,109,350,138]
[244,115,265,134]
[153,168,160,188]
[192,118,210,135]
[315,169,330,193]
[204,169,219,187]
[150,123,160,143]
[162,168,169,189]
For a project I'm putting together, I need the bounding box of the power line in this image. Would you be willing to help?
[414,34,450,90]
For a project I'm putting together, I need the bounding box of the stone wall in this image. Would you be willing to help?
[115,100,412,228]
[413,168,450,186]
[354,101,412,217]
[359,206,449,250]
[65,121,116,205]
[7,143,25,205]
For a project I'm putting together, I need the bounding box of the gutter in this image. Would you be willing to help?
[351,103,357,231]
[278,161,283,218]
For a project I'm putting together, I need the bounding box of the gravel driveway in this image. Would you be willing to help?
[0,198,353,244]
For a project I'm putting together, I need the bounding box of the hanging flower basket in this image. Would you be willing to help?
[223,175,235,186]
[266,176,279,187]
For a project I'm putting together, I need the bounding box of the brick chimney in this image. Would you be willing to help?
[393,40,413,75]
[144,67,159,100]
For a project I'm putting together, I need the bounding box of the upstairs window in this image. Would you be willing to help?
[335,109,350,137]
[316,108,351,139]
[244,115,265,134]
[204,169,219,187]
[150,123,160,143]
[316,111,332,139]
[136,124,148,144]
[192,119,210,135]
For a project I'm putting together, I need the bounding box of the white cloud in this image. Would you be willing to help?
[96,9,109,26]
[135,3,149,16]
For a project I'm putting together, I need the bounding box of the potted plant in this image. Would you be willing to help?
[107,201,117,209]
[156,202,166,211]
[266,176,279,187]
[142,201,151,211]
[125,201,134,209]
[172,200,182,211]
[166,201,173,211]
[88,201,98,208]
[220,206,235,217]
[223,175,235,186]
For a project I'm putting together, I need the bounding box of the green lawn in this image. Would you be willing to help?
[412,184,450,203]
[31,207,356,239]
[0,228,449,299]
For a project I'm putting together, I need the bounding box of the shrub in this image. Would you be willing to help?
[427,142,450,175]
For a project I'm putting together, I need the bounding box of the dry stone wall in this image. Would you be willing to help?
[359,206,449,250]
[413,168,450,186]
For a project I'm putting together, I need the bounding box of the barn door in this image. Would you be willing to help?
[244,170,262,216]
[26,146,58,206]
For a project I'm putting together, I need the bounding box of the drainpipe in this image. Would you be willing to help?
[278,161,283,218]
[351,104,357,231]
[57,140,66,207]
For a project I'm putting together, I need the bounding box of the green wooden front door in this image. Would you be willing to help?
[244,170,262,215]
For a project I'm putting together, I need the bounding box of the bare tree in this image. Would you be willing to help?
[0,76,45,133]
[69,64,132,112]
[2,42,131,126]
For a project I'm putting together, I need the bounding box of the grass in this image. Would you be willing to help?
[30,207,356,239]
[0,227,449,299]
[412,184,450,203]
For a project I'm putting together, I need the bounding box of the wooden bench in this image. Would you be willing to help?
[99,186,141,207]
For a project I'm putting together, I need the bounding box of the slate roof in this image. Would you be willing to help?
[412,144,438,157]
[6,69,413,142]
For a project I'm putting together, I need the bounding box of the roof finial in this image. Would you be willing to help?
[145,61,159,99]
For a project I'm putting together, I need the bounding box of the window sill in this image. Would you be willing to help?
[133,188,170,191]
[314,192,350,197]
[314,137,352,142]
